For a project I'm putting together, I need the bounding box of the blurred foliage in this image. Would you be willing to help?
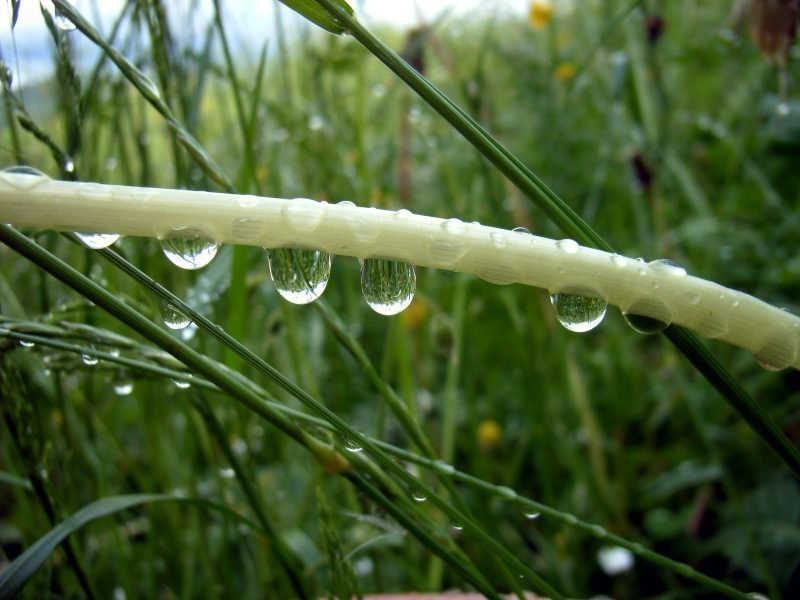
[1,0,799,598]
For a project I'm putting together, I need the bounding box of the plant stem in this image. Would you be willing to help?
[1,174,798,372]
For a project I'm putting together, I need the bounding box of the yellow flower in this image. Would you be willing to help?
[529,1,553,29]
[402,297,428,330]
[555,62,576,81]
[478,419,502,450]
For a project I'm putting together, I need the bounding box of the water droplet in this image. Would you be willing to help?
[623,312,668,334]
[550,293,607,333]
[361,259,416,316]
[114,380,134,396]
[525,511,541,520]
[512,226,530,235]
[63,157,75,172]
[19,340,35,348]
[282,198,325,232]
[160,235,219,270]
[74,232,120,249]
[81,352,98,366]
[623,298,673,334]
[55,9,76,30]
[343,437,363,453]
[649,258,687,277]
[411,490,427,503]
[219,468,236,479]
[556,239,580,254]
[162,302,191,330]
[598,546,635,576]
[451,523,464,531]
[490,231,507,248]
[442,218,467,235]
[172,378,191,389]
[428,219,467,265]
[266,248,332,305]
[610,254,628,267]
[0,166,50,190]
[394,208,411,220]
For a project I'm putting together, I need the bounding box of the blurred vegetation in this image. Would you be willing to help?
[1,0,800,598]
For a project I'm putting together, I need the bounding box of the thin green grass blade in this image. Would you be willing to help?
[277,0,354,35]
[0,493,261,600]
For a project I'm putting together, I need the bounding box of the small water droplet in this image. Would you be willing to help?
[361,259,416,316]
[623,298,672,334]
[451,523,464,531]
[610,254,628,267]
[343,437,363,453]
[0,166,50,190]
[113,380,134,396]
[550,293,607,333]
[219,468,236,479]
[410,489,427,503]
[266,248,332,305]
[394,208,411,220]
[490,231,507,248]
[74,232,120,249]
[282,198,325,232]
[556,239,579,254]
[525,511,541,520]
[81,352,98,366]
[54,8,76,30]
[512,226,530,235]
[162,302,191,330]
[172,378,191,389]
[623,312,668,334]
[442,218,467,235]
[19,340,35,348]
[63,157,75,172]
[649,258,687,277]
[160,234,219,270]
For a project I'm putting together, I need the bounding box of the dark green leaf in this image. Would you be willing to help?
[278,0,353,35]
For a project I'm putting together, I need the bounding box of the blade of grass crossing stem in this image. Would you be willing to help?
[308,0,800,480]
[0,494,262,600]
[0,226,506,599]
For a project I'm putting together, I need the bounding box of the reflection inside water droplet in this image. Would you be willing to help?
[81,352,98,366]
[266,247,332,305]
[550,293,607,333]
[361,258,416,316]
[623,312,668,334]
[556,239,580,254]
[649,258,687,277]
[114,380,134,396]
[161,235,219,270]
[75,232,120,250]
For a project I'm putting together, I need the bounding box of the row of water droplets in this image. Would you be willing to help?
[0,167,793,370]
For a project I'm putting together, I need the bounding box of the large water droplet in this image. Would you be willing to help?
[163,302,191,330]
[75,232,120,250]
[361,259,416,316]
[556,239,580,254]
[266,248,331,305]
[754,337,796,372]
[550,293,607,332]
[649,258,687,277]
[160,235,219,270]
